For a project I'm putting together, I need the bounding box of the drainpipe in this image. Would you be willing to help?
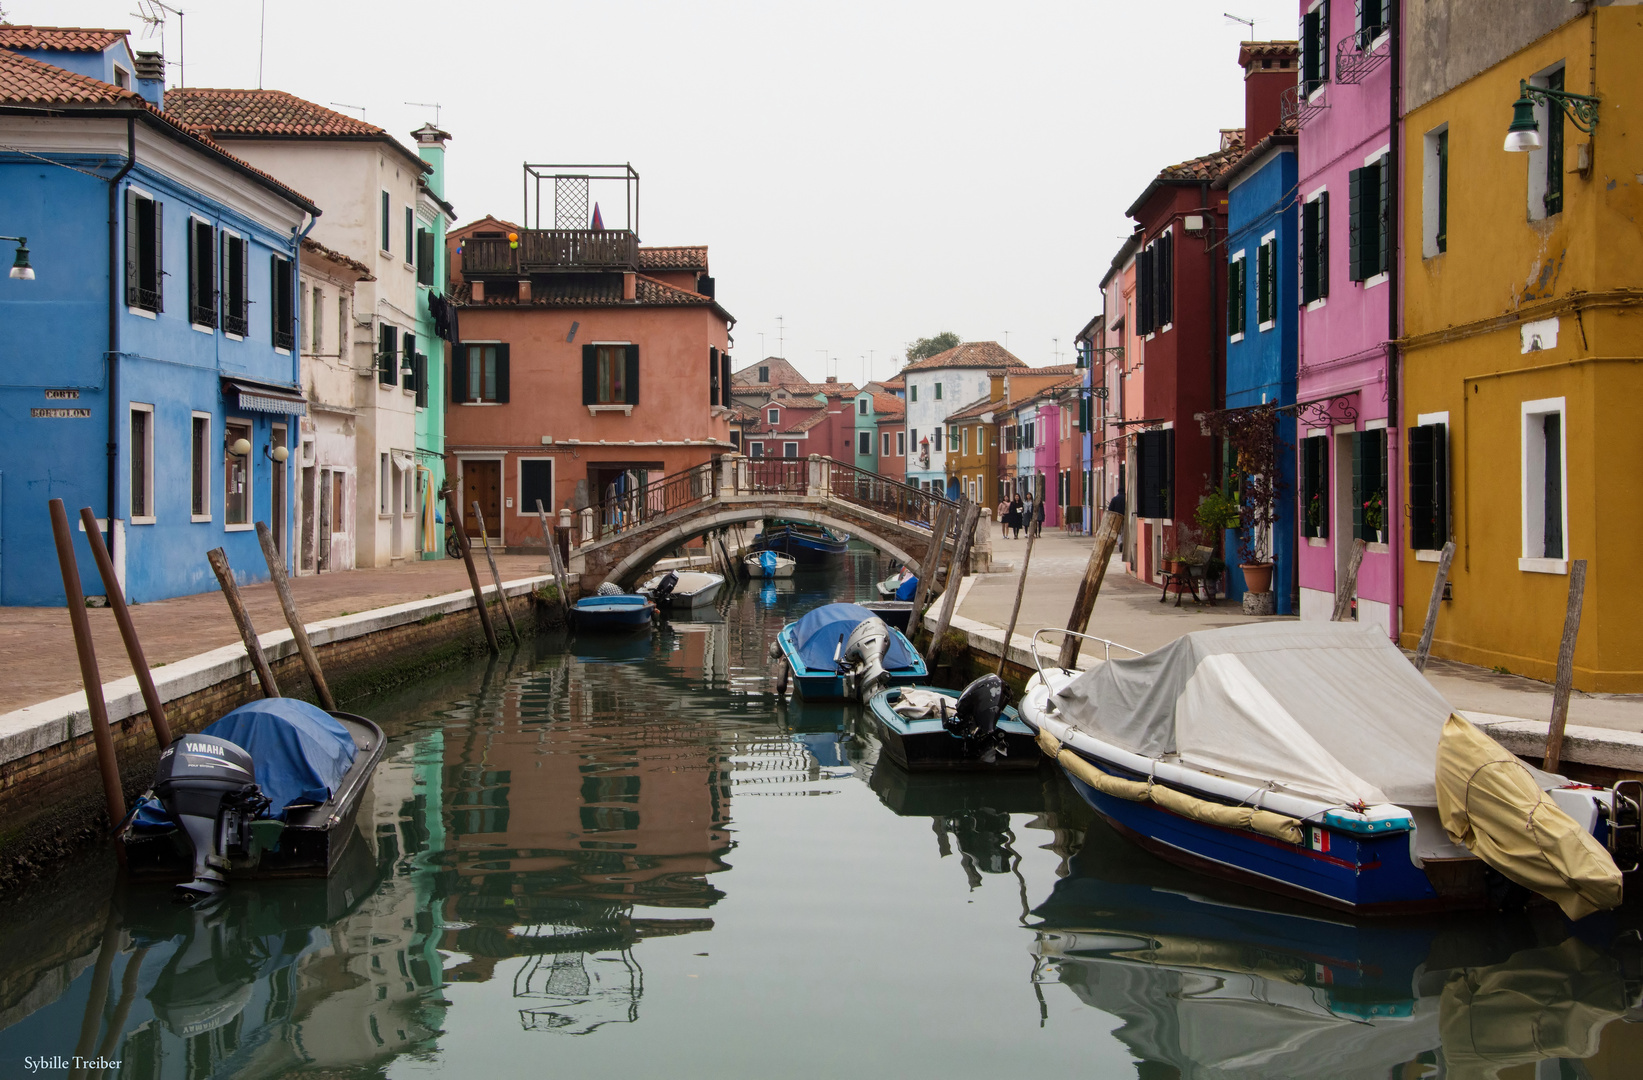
[105,115,137,569]
[1387,0,1402,643]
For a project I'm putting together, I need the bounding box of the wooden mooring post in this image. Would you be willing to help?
[79,505,173,748]
[1543,559,1588,774]
[472,502,521,643]
[997,530,1039,677]
[924,502,979,665]
[444,489,500,653]
[207,547,280,698]
[1412,541,1457,674]
[1058,510,1124,671]
[909,502,953,625]
[256,521,335,710]
[536,500,573,619]
[1330,539,1369,622]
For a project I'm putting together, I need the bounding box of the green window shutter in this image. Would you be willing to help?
[1545,70,1565,215]
[451,345,469,403]
[1351,430,1367,539]
[495,343,510,404]
[381,192,390,251]
[1317,192,1329,298]
[1301,202,1316,304]
[1378,154,1391,275]
[1436,131,1449,252]
[582,344,597,405]
[1348,168,1364,282]
[1408,424,1434,549]
[417,229,434,286]
[124,189,140,306]
[709,346,719,405]
[721,352,732,409]
[625,344,640,405]
[415,353,428,408]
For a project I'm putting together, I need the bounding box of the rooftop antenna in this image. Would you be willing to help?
[133,0,184,86]
[816,350,830,382]
[1004,330,1010,351]
[1223,12,1256,40]
[257,0,265,88]
[405,101,443,126]
[759,332,766,356]
[776,316,785,357]
[330,102,367,121]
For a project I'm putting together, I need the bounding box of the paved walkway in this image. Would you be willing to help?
[0,554,549,715]
[964,531,1643,735]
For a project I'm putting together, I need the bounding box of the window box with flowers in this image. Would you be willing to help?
[1362,490,1386,544]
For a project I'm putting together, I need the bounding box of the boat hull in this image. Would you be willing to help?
[639,572,725,609]
[753,524,850,561]
[867,688,1040,771]
[745,554,796,578]
[776,624,927,702]
[859,601,913,632]
[574,596,656,630]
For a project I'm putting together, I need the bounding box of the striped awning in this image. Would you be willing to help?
[222,378,308,416]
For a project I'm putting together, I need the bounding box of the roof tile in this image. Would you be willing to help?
[902,341,1027,373]
[165,87,387,137]
[0,47,138,105]
[0,26,129,52]
[1157,130,1247,182]
[454,274,717,309]
[638,246,708,270]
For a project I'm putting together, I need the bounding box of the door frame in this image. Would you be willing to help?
[454,452,506,536]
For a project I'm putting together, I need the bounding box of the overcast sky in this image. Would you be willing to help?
[24,0,1300,384]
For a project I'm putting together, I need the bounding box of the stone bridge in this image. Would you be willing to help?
[565,455,962,589]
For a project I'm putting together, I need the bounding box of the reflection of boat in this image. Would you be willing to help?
[1020,624,1633,915]
[636,570,725,609]
[573,631,657,664]
[752,521,850,561]
[867,675,1038,770]
[745,550,796,578]
[774,602,927,701]
[573,593,656,630]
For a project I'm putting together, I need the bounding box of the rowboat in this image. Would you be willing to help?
[745,550,797,578]
[573,593,656,630]
[866,675,1039,771]
[636,570,725,609]
[773,602,927,701]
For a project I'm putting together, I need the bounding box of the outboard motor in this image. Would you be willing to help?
[653,571,679,602]
[945,674,1011,762]
[841,616,893,700]
[153,734,268,900]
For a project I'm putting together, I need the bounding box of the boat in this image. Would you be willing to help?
[752,521,850,561]
[636,569,725,609]
[120,697,386,898]
[876,566,917,598]
[867,674,1040,771]
[859,600,914,632]
[1018,623,1638,916]
[573,592,657,631]
[772,602,928,701]
[745,550,796,578]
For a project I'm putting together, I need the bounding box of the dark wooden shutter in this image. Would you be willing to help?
[720,352,732,408]
[625,344,640,406]
[124,188,139,306]
[1160,232,1174,326]
[1544,414,1563,558]
[269,253,278,341]
[187,220,198,316]
[520,460,552,515]
[1301,201,1317,303]
[1407,424,1434,549]
[1545,70,1565,215]
[1351,430,1367,539]
[452,344,469,403]
[239,239,250,329]
[415,353,428,408]
[495,343,510,403]
[417,229,434,286]
[403,332,416,389]
[151,200,163,313]
[1430,425,1447,547]
[1348,168,1364,282]
[709,346,720,405]
[1316,191,1329,298]
[1377,154,1391,275]
[581,344,597,404]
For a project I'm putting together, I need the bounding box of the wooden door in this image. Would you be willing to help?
[463,459,501,537]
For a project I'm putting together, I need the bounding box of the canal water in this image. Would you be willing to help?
[2,549,1640,1079]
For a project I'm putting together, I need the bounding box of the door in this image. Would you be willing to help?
[271,424,288,558]
[318,469,332,571]
[463,459,501,537]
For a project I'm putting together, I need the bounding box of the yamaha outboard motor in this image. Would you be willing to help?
[945,674,1011,762]
[653,571,679,602]
[841,616,893,700]
[153,734,268,900]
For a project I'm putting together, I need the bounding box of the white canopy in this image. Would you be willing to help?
[1051,622,1455,807]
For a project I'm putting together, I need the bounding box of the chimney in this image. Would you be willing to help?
[412,122,451,200]
[826,376,837,383]
[622,272,637,301]
[1238,41,1300,148]
[133,50,165,107]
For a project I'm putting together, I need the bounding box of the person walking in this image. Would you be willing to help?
[996,497,1010,539]
[1032,493,1046,538]
[1020,493,1034,539]
[1006,495,1023,539]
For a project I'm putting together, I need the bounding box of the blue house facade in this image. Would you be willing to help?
[1216,120,1299,613]
[0,34,318,605]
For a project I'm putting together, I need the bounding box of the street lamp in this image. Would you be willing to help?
[1503,78,1599,152]
[3,236,33,280]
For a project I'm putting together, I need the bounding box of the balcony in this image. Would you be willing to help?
[462,228,639,277]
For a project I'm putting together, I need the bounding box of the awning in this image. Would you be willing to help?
[391,449,415,470]
[223,378,308,416]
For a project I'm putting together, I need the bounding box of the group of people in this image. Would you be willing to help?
[997,493,1044,540]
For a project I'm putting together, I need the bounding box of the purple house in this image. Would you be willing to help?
[1293,0,1402,638]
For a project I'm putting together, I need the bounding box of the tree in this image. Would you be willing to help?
[904,332,960,365]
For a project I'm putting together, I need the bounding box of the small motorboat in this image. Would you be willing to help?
[120,697,385,898]
[867,674,1039,771]
[637,569,725,609]
[859,600,914,632]
[876,566,917,599]
[1019,624,1639,917]
[772,602,927,702]
[752,521,850,561]
[745,550,796,578]
[573,591,656,631]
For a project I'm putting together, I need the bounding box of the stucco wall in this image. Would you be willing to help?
[1404,0,1596,112]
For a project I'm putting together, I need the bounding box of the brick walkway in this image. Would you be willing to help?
[0,554,550,714]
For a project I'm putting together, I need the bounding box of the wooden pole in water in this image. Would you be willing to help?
[472,500,519,643]
[255,521,334,710]
[776,657,790,698]
[715,530,737,580]
[1413,541,1457,674]
[207,547,280,698]
[909,502,952,625]
[536,500,572,618]
[925,502,979,666]
[445,489,499,653]
[1543,559,1588,774]
[47,499,127,850]
[997,529,1039,677]
[1057,510,1124,671]
[1330,538,1369,622]
[79,505,172,748]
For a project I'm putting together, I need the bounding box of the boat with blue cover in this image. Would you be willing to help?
[573,592,656,631]
[773,602,927,702]
[745,550,796,578]
[867,674,1039,771]
[752,521,850,561]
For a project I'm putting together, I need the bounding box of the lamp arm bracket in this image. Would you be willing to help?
[1522,79,1600,134]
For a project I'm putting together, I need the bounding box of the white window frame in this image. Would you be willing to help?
[1362,146,1392,289]
[748,441,765,458]
[125,184,160,319]
[223,417,254,532]
[130,402,155,524]
[910,384,919,403]
[783,441,800,459]
[189,213,217,334]
[191,411,213,522]
[1305,0,1329,104]
[1520,396,1569,574]
[881,432,891,457]
[897,431,906,456]
[1229,249,1247,342]
[379,452,391,517]
[1421,122,1449,259]
[220,227,245,341]
[934,381,943,401]
[1302,185,1329,312]
[1414,410,1451,561]
[401,459,415,517]
[310,283,325,354]
[858,430,872,456]
[1257,231,1278,332]
[767,407,780,425]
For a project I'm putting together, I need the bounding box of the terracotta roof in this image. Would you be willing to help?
[1213,118,1300,189]
[1157,131,1246,181]
[902,341,1026,373]
[0,26,129,52]
[453,274,723,310]
[1001,376,1083,414]
[786,381,858,397]
[943,394,999,422]
[758,398,822,412]
[451,215,522,238]
[1238,41,1300,67]
[300,237,375,281]
[1024,364,1079,376]
[165,87,385,137]
[639,245,707,270]
[879,375,905,389]
[871,392,905,417]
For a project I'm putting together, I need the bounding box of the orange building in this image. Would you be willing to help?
[444,200,735,548]
[942,367,1081,507]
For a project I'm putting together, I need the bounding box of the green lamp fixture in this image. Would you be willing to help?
[1504,78,1600,153]
[3,236,33,280]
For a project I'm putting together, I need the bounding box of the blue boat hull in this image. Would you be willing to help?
[573,596,655,631]
[867,688,1040,771]
[753,524,850,561]
[776,627,927,701]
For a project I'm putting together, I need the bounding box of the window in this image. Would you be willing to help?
[783,442,799,458]
[402,461,414,515]
[337,294,349,358]
[933,426,943,451]
[414,353,428,408]
[1256,235,1276,329]
[1355,0,1387,48]
[911,384,918,403]
[730,430,741,450]
[858,397,868,415]
[1543,68,1565,216]
[454,343,509,403]
[271,254,294,351]
[1351,428,1389,541]
[191,413,211,520]
[934,382,943,400]
[310,285,324,353]
[378,323,399,385]
[858,431,872,456]
[896,431,906,456]
[519,459,553,516]
[188,218,216,328]
[1522,398,1567,569]
[130,404,154,522]
[1302,1,1329,96]
[221,233,248,336]
[1348,155,1391,282]
[882,432,891,456]
[1228,251,1247,338]
[1407,422,1449,550]
[113,65,130,89]
[963,427,970,455]
[1136,428,1174,519]
[768,408,780,425]
[1301,435,1328,538]
[225,420,252,526]
[910,428,918,448]
[124,191,163,313]
[758,365,769,382]
[1137,230,1174,334]
[749,442,765,458]
[405,207,415,265]
[402,332,416,392]
[1423,126,1449,257]
[379,453,390,514]
[380,191,391,252]
[1302,190,1329,303]
[417,228,434,287]
[582,343,638,406]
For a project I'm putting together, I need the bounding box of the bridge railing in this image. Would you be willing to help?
[579,462,716,545]
[822,458,955,527]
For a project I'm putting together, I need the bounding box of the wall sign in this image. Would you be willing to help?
[32,408,92,418]
[44,389,80,400]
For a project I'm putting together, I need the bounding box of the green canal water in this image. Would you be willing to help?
[2,550,1641,1078]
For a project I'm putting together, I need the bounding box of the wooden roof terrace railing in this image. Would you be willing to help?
[462,229,639,277]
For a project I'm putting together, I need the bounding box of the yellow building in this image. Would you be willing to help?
[1399,3,1643,690]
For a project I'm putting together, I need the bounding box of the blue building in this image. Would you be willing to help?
[0,30,319,605]
[1213,44,1300,612]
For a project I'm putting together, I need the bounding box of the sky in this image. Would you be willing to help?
[19,0,1301,385]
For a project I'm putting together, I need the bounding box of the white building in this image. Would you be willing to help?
[901,341,1025,496]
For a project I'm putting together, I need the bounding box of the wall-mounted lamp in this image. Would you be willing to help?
[228,437,252,457]
[3,236,34,280]
[401,352,415,375]
[264,443,289,463]
[1504,78,1599,152]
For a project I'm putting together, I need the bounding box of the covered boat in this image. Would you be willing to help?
[867,674,1038,771]
[752,521,850,561]
[1019,623,1635,916]
[773,602,927,701]
[746,550,796,578]
[636,569,725,609]
[573,592,656,630]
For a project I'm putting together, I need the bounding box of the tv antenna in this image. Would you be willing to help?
[132,0,185,85]
[405,101,443,126]
[330,102,367,121]
[1223,12,1256,40]
[776,316,785,357]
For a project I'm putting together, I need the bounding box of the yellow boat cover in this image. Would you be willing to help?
[1434,714,1622,920]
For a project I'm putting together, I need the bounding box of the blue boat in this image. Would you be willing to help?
[752,521,850,561]
[867,675,1039,771]
[573,593,656,632]
[774,602,927,701]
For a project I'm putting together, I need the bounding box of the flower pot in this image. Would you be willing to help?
[1240,562,1274,594]
[1311,526,1325,538]
[1375,529,1385,544]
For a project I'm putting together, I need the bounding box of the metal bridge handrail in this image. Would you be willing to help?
[581,461,716,545]
[1027,627,1145,684]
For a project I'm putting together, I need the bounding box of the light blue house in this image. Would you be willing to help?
[1214,115,1299,612]
[0,30,319,605]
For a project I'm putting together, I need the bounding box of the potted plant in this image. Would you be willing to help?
[1200,404,1288,601]
[1194,489,1242,536]
[1363,491,1386,543]
[1306,492,1326,538]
